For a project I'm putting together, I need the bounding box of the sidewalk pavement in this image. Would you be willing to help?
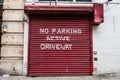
[0,73,120,80]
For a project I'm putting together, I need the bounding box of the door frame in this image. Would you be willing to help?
[26,16,94,76]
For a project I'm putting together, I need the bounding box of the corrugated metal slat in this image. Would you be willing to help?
[28,16,93,76]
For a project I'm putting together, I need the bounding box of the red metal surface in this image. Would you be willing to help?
[90,18,94,73]
[28,16,93,76]
[93,3,104,24]
[25,3,104,25]
[25,5,93,16]
[25,4,93,12]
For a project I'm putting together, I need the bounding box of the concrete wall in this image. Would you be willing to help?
[93,2,120,74]
[0,0,24,75]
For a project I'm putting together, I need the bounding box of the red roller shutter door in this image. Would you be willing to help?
[28,17,93,76]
